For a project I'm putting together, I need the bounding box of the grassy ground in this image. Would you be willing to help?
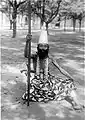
[1,28,85,120]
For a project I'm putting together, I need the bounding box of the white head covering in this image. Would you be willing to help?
[38,23,48,44]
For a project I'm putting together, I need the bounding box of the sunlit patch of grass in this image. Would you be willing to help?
[8,81,17,85]
[39,101,66,118]
[0,46,19,51]
[1,81,8,87]
[75,54,84,58]
[10,104,19,110]
[2,65,21,74]
[13,52,24,56]
[62,59,84,77]
[77,48,84,52]
[63,59,81,71]
[55,110,65,118]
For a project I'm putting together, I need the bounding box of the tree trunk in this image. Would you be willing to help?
[73,18,76,31]
[1,12,3,27]
[64,16,66,31]
[40,0,45,29]
[10,20,12,30]
[41,19,44,27]
[40,19,42,29]
[33,14,35,28]
[12,5,17,38]
[46,23,49,34]
[40,2,42,29]
[79,19,81,32]
[12,19,16,38]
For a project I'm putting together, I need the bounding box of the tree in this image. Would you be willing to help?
[60,0,85,31]
[59,0,72,31]
[8,0,27,38]
[18,0,38,28]
[0,0,12,29]
[69,0,85,31]
[77,1,85,31]
[0,0,26,37]
[32,0,62,33]
[78,12,85,31]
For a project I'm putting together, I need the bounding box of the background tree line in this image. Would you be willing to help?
[0,0,85,37]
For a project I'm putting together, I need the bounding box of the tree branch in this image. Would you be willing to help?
[32,7,46,23]
[17,0,27,8]
[8,0,13,7]
[47,0,62,24]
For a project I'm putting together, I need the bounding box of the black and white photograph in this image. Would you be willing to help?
[0,0,85,120]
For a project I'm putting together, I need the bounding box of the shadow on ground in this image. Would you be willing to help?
[1,66,84,120]
[1,29,85,120]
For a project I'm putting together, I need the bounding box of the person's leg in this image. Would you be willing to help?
[44,57,48,80]
[36,56,40,79]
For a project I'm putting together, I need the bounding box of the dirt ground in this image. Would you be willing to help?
[1,28,85,120]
